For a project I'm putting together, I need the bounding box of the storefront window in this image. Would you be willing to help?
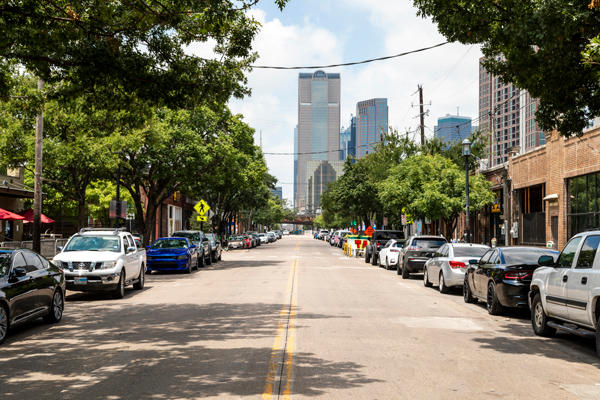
[568,172,600,236]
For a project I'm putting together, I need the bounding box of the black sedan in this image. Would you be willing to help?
[463,246,559,315]
[0,248,66,344]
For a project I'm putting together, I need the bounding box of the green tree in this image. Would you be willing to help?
[379,154,494,239]
[413,0,600,136]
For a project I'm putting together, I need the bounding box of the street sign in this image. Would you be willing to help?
[196,215,207,222]
[194,199,210,215]
[365,226,374,236]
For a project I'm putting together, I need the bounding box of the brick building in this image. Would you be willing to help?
[509,126,600,249]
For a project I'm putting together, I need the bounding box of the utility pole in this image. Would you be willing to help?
[33,78,44,253]
[418,85,425,146]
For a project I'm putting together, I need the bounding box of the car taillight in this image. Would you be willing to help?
[504,271,532,280]
[390,249,400,253]
[449,261,466,269]
[407,246,421,251]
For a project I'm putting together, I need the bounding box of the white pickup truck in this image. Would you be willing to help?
[52,228,146,299]
[529,230,600,356]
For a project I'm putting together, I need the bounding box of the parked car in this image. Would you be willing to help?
[251,233,262,246]
[259,233,269,244]
[530,231,600,355]
[463,246,559,315]
[267,232,277,243]
[282,230,289,236]
[317,229,329,240]
[275,230,283,239]
[173,230,211,267]
[0,248,66,344]
[424,243,490,293]
[228,236,246,249]
[205,233,222,262]
[146,237,198,273]
[53,228,146,298]
[334,230,351,247]
[377,239,404,270]
[398,235,447,279]
[365,230,405,266]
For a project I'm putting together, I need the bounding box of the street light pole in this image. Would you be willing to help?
[462,138,471,243]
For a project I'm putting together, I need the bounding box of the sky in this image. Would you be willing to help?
[194,0,483,204]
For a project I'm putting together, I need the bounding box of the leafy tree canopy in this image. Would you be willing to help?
[413,0,600,136]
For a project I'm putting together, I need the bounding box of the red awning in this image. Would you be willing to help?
[0,208,25,221]
[19,209,55,224]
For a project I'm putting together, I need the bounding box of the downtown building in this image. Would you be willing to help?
[355,98,388,159]
[434,114,473,145]
[339,115,356,161]
[294,70,343,214]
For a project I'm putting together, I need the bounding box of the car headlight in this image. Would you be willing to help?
[101,261,117,269]
[176,255,188,260]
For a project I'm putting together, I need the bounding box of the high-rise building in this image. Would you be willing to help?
[434,114,472,145]
[295,70,341,213]
[293,125,297,208]
[340,125,350,161]
[270,186,283,201]
[355,98,388,159]
[479,58,546,167]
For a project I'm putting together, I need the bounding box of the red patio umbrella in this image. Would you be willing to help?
[0,208,25,221]
[18,209,55,224]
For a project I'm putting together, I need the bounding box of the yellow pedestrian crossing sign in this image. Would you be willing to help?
[194,199,210,215]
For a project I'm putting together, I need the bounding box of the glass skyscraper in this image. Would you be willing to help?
[434,115,472,145]
[355,98,388,159]
[339,116,356,160]
[295,70,341,213]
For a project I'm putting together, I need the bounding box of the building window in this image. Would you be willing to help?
[568,172,600,237]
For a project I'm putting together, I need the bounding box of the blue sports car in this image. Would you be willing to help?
[146,237,198,273]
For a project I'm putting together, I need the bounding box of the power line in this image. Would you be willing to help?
[251,42,449,70]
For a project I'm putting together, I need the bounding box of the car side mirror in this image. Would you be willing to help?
[11,267,27,278]
[538,255,555,267]
[56,246,63,252]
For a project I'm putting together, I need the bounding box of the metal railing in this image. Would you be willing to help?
[0,238,69,258]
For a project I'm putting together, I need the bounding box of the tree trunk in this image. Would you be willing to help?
[77,196,87,229]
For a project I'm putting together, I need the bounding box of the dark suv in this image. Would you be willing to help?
[365,230,405,266]
[398,235,447,279]
[173,230,211,267]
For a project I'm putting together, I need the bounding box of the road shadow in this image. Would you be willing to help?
[0,302,376,399]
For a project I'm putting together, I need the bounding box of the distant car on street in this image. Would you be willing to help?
[423,243,490,293]
[398,235,447,279]
[365,230,405,266]
[377,239,404,270]
[259,233,269,244]
[205,233,222,262]
[228,236,246,249]
[282,230,289,236]
[146,237,199,273]
[173,230,211,267]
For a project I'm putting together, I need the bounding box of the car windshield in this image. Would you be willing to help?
[64,235,121,252]
[152,239,188,249]
[393,242,403,248]
[502,248,557,265]
[413,238,446,249]
[375,231,404,241]
[173,232,199,242]
[0,253,11,276]
[453,247,489,257]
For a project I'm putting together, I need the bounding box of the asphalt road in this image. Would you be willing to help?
[2,235,600,399]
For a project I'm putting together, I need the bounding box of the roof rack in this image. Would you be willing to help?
[79,227,128,235]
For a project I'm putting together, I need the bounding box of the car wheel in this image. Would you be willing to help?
[44,289,64,323]
[206,253,212,265]
[463,277,477,304]
[365,250,371,264]
[198,253,205,268]
[531,293,556,337]
[401,261,410,279]
[439,272,449,294]
[113,270,126,299]
[0,305,8,344]
[397,259,402,275]
[486,282,504,315]
[423,267,432,287]
[371,252,378,266]
[385,257,390,270]
[133,265,145,290]
[211,252,216,263]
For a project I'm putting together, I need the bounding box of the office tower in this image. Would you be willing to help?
[293,125,297,208]
[479,58,546,167]
[270,186,283,201]
[355,98,388,159]
[434,114,472,145]
[295,70,341,213]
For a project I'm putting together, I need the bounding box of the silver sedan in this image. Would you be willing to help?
[423,243,490,293]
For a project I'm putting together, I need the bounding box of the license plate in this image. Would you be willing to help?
[74,277,87,285]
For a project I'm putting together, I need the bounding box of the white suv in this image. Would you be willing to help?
[530,230,600,355]
[53,228,146,299]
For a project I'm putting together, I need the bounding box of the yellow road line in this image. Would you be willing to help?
[263,250,299,399]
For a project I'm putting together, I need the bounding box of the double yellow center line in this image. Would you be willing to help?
[263,244,299,400]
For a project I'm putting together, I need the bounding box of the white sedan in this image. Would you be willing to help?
[259,233,269,244]
[378,239,404,270]
[423,243,490,293]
